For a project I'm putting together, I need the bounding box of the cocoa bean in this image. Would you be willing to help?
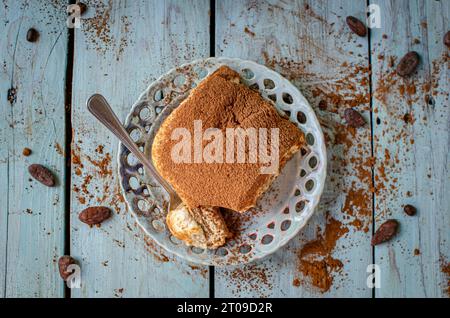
[28,164,55,187]
[58,256,76,281]
[404,204,417,216]
[26,28,39,42]
[344,108,365,128]
[372,219,399,245]
[396,51,420,77]
[346,16,367,37]
[79,206,111,226]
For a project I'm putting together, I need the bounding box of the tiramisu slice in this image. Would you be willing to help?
[166,205,232,249]
[152,65,305,212]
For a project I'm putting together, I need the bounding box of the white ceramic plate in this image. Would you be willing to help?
[118,57,326,266]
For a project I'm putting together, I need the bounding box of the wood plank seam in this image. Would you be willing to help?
[365,0,377,299]
[64,3,75,299]
[209,0,216,300]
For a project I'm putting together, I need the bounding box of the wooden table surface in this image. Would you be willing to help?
[1,0,449,298]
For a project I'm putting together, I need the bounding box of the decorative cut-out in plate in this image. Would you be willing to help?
[118,57,326,266]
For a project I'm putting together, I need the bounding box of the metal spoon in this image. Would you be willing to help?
[87,94,182,213]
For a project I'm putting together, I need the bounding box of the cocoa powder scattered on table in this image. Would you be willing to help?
[244,27,255,37]
[143,236,170,263]
[54,142,65,156]
[227,264,274,297]
[294,213,349,292]
[441,260,450,297]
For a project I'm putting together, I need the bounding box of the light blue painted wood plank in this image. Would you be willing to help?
[215,0,373,297]
[70,0,210,298]
[0,72,8,298]
[370,0,449,298]
[0,0,68,297]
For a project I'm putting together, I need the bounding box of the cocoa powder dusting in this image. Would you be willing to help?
[82,0,113,53]
[71,141,121,209]
[295,214,349,292]
[259,50,374,292]
[369,51,445,217]
[262,55,370,114]
[54,142,65,156]
[441,260,450,297]
[71,148,83,167]
[143,236,170,263]
[82,0,133,60]
[342,188,371,232]
[86,152,112,177]
[244,27,255,37]
[226,264,274,297]
[261,55,373,228]
[365,39,449,296]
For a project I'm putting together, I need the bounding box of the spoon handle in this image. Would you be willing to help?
[86,94,173,193]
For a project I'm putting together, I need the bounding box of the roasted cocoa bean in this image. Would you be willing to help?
[77,2,87,15]
[346,16,367,37]
[404,204,417,216]
[396,51,420,77]
[58,256,77,281]
[79,206,111,226]
[26,28,39,42]
[444,31,450,47]
[371,219,399,245]
[344,108,365,128]
[28,164,55,187]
